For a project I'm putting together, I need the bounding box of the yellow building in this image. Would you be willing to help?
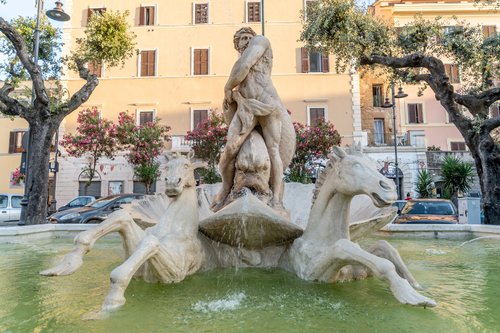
[32,0,361,205]
[361,0,498,150]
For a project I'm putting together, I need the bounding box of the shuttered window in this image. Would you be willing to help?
[195,3,209,24]
[193,49,209,75]
[140,50,156,77]
[301,48,329,73]
[139,6,155,26]
[372,84,383,107]
[8,131,26,154]
[309,107,325,127]
[407,103,423,124]
[482,25,496,38]
[450,142,466,151]
[87,61,102,77]
[87,7,106,25]
[247,2,261,22]
[192,109,208,129]
[444,64,460,84]
[139,111,154,126]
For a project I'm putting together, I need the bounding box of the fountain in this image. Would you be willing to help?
[40,27,435,319]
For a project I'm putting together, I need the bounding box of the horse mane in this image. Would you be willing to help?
[311,144,363,206]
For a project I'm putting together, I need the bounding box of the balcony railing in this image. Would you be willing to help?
[170,135,193,151]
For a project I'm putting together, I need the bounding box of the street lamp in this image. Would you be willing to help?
[261,0,265,36]
[381,84,407,200]
[18,1,70,225]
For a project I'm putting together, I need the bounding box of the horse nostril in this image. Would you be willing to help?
[379,180,392,190]
[176,178,181,185]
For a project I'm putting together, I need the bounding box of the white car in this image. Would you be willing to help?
[0,194,23,223]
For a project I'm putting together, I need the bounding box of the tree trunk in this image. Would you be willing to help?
[25,117,58,224]
[466,133,500,225]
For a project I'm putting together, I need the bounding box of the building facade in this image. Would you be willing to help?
[36,0,362,206]
[360,0,498,197]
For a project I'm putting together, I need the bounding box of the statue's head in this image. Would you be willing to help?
[233,27,257,54]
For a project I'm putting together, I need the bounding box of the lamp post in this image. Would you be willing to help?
[382,84,407,200]
[261,0,265,36]
[18,1,70,225]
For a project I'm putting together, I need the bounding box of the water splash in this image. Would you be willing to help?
[192,292,246,313]
[425,248,448,255]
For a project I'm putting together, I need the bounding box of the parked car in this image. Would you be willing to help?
[0,194,23,223]
[47,194,144,224]
[57,196,97,212]
[394,199,458,224]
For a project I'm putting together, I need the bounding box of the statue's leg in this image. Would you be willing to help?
[319,239,436,307]
[368,240,422,290]
[40,210,145,276]
[212,118,256,210]
[261,116,284,208]
[101,234,160,312]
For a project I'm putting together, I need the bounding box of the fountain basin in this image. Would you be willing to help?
[1,236,499,332]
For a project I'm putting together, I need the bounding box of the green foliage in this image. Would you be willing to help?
[68,10,136,71]
[301,0,499,93]
[441,155,474,199]
[0,16,62,84]
[427,145,441,151]
[185,112,227,184]
[415,169,434,198]
[117,111,171,194]
[60,108,119,186]
[286,120,342,184]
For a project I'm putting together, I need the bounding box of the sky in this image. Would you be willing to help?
[1,0,65,25]
[0,0,66,79]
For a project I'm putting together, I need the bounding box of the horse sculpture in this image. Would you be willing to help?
[41,147,435,317]
[41,151,206,314]
[284,146,436,307]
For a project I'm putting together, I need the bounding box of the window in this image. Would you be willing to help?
[482,25,497,38]
[443,25,462,37]
[304,0,317,20]
[308,107,325,127]
[87,61,102,77]
[79,181,101,197]
[444,64,460,84]
[8,130,26,154]
[247,2,261,22]
[407,103,423,124]
[192,109,208,129]
[194,3,209,24]
[139,5,155,26]
[108,181,124,195]
[193,48,209,75]
[138,111,154,126]
[87,7,106,25]
[450,142,466,151]
[373,118,385,145]
[140,50,156,77]
[301,48,329,73]
[372,84,383,107]
[11,196,22,208]
[490,103,499,118]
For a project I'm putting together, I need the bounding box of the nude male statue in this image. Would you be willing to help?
[211,27,295,211]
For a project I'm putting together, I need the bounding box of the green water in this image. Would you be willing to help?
[0,237,499,333]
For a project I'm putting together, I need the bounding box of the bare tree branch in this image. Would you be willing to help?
[484,115,500,132]
[0,17,49,107]
[64,59,99,114]
[0,82,27,116]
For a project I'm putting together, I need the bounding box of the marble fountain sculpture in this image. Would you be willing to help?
[40,27,436,317]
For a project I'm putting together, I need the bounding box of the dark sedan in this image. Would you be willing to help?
[394,199,458,224]
[47,194,144,224]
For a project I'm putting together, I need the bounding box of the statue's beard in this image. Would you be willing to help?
[237,43,249,54]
